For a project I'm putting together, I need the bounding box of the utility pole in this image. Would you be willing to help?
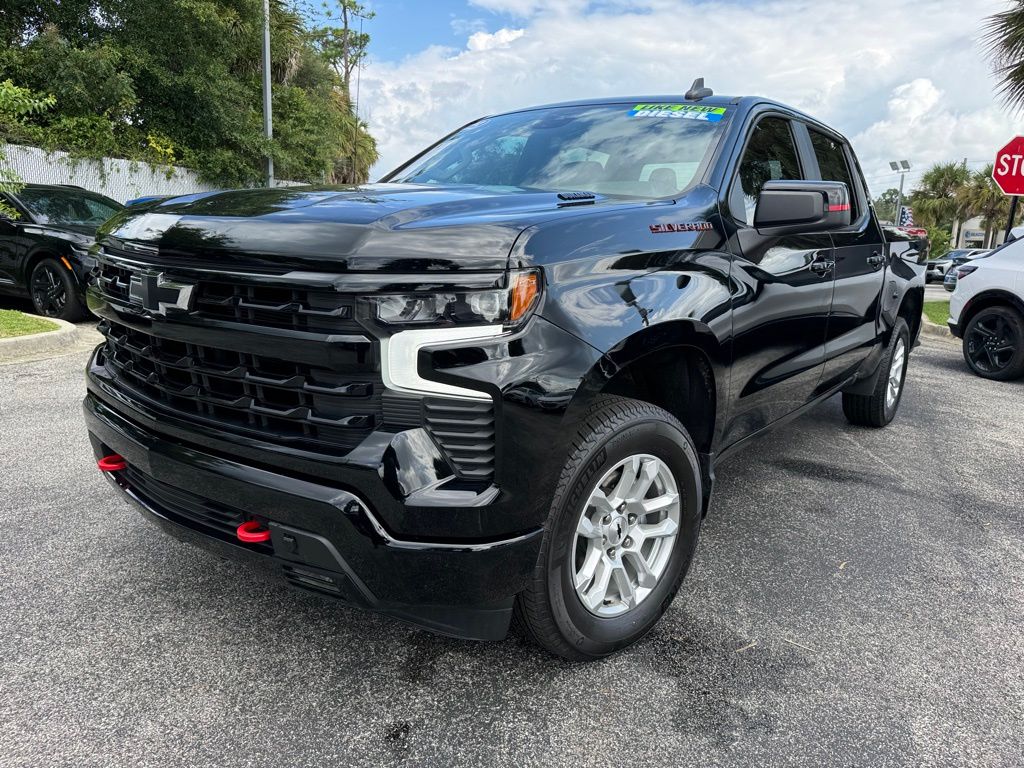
[262,0,274,187]
[1004,196,1019,243]
[952,157,967,248]
[889,160,911,225]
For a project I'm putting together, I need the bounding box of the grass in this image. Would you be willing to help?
[0,309,60,339]
[922,300,950,327]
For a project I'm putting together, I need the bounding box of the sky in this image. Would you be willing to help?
[353,0,1022,196]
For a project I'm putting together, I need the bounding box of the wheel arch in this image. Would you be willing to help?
[896,284,924,346]
[569,319,727,457]
[960,289,1024,329]
[21,247,68,287]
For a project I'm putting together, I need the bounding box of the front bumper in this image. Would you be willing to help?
[84,391,543,641]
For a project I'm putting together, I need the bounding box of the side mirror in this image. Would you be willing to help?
[754,180,852,234]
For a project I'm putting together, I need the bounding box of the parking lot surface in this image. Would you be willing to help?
[1,335,1022,767]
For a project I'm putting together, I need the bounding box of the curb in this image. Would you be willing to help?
[0,317,79,362]
[920,318,954,341]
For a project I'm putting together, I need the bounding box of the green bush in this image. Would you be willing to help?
[0,2,378,188]
[927,227,951,260]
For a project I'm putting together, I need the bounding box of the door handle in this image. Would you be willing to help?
[867,252,886,268]
[809,253,835,274]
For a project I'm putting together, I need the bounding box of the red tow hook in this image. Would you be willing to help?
[97,454,127,472]
[237,520,271,544]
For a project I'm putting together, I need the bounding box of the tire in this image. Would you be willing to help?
[30,257,85,322]
[514,396,702,661]
[962,305,1024,381]
[842,317,910,428]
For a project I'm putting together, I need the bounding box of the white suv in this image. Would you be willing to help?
[949,238,1024,380]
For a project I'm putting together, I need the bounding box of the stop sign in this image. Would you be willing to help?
[993,137,1024,195]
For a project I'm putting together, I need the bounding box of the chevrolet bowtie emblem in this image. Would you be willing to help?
[128,272,194,316]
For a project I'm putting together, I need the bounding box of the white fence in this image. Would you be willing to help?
[1,143,220,203]
[1,143,301,203]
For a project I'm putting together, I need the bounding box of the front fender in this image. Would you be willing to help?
[881,250,926,345]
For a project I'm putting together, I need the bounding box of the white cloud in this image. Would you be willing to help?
[466,27,525,51]
[362,0,1019,193]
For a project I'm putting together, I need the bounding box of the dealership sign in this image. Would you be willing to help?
[993,137,1024,196]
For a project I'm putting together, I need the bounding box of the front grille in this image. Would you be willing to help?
[101,322,380,454]
[123,465,245,538]
[424,398,496,480]
[97,261,132,303]
[193,280,361,335]
[95,262,361,335]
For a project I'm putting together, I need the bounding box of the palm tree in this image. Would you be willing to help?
[909,162,971,236]
[986,1,1024,108]
[958,165,1021,248]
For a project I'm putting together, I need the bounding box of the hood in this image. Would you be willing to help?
[19,221,96,248]
[98,183,650,273]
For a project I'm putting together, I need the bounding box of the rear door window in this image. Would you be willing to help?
[808,129,859,220]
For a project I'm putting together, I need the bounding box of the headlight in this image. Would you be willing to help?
[370,270,541,329]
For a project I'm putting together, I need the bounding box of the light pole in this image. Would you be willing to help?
[262,0,274,187]
[889,159,911,225]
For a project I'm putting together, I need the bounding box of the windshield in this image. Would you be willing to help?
[17,187,122,228]
[386,103,731,199]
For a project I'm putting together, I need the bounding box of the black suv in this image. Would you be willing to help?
[0,184,122,321]
[84,90,924,659]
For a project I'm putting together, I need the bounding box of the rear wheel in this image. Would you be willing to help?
[842,317,910,427]
[962,305,1024,381]
[30,258,84,322]
[514,396,702,660]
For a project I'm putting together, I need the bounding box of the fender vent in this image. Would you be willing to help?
[423,398,495,481]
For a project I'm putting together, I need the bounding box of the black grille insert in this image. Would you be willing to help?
[101,322,380,454]
[423,398,495,481]
[193,280,361,335]
[94,262,361,335]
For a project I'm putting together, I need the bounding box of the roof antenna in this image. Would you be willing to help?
[685,77,713,100]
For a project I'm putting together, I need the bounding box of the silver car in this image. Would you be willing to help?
[926,248,989,283]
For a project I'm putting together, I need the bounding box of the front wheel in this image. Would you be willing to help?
[30,258,84,322]
[515,396,702,660]
[842,317,910,427]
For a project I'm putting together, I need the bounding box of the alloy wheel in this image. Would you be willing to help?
[571,454,680,618]
[967,314,1018,374]
[31,264,67,317]
[885,337,906,410]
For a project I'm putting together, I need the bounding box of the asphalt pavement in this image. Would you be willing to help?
[1,334,1022,767]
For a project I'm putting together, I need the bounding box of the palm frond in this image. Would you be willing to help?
[984,1,1024,110]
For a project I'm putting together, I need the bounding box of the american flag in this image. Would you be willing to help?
[898,205,914,226]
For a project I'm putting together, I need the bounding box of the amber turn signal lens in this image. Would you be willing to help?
[509,271,540,323]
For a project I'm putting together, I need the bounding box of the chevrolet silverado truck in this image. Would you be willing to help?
[83,85,924,660]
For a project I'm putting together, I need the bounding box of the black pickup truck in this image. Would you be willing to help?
[84,85,924,660]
